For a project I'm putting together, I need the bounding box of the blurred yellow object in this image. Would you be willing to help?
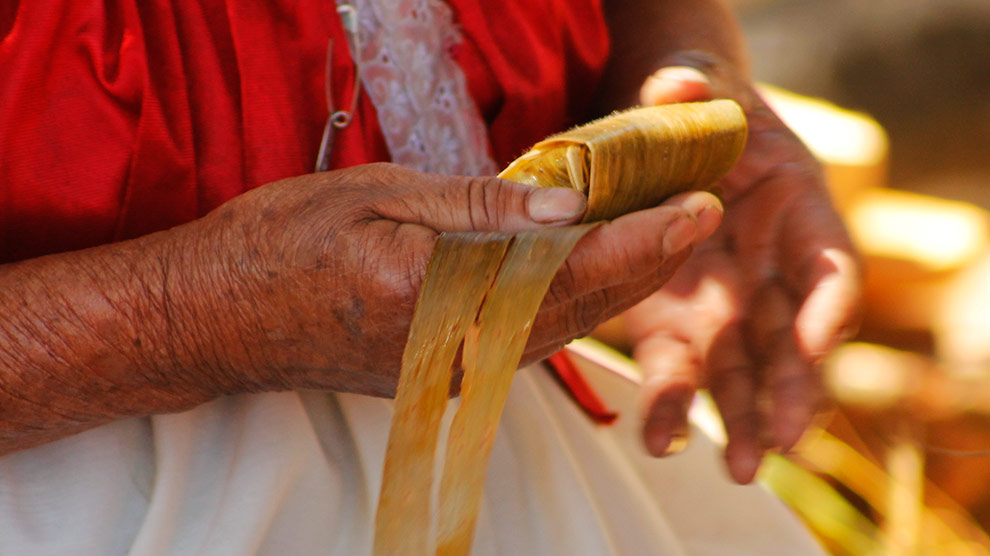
[824,339,990,419]
[850,189,990,333]
[848,189,990,273]
[758,83,889,209]
[937,252,990,376]
[824,342,928,410]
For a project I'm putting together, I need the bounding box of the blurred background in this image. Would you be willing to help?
[591,1,990,553]
[737,0,990,554]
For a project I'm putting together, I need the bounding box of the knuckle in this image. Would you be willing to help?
[724,408,762,433]
[366,234,430,310]
[345,162,401,190]
[465,176,505,229]
[568,290,610,339]
[399,249,429,301]
[636,334,696,374]
[546,259,579,307]
[490,178,514,228]
[758,327,799,360]
[771,365,820,399]
[708,363,753,396]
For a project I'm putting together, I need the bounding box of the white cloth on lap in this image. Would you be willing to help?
[0,361,825,555]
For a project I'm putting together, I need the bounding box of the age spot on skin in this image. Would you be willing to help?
[350,296,365,319]
[333,296,366,340]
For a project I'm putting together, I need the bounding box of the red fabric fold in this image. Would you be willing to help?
[0,1,391,263]
[547,351,619,425]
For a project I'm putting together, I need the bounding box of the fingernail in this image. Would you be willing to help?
[665,431,690,456]
[645,413,690,456]
[727,447,763,485]
[528,188,586,224]
[654,66,710,84]
[663,216,697,255]
[695,204,723,242]
[645,428,669,456]
[646,428,689,457]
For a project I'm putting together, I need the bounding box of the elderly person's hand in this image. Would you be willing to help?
[188,163,720,397]
[0,162,720,454]
[625,62,860,484]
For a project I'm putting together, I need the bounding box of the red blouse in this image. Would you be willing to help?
[0,0,609,263]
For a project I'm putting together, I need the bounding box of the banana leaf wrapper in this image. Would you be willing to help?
[373,100,747,556]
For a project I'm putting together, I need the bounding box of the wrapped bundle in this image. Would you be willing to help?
[500,100,747,221]
[374,100,747,556]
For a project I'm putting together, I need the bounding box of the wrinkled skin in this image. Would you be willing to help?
[626,63,861,484]
[177,163,723,399]
[0,158,721,455]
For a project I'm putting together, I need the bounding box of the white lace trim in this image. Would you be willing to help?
[339,0,497,177]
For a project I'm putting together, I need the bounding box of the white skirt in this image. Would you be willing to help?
[0,353,824,555]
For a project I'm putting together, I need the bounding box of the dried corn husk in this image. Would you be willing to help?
[500,100,747,222]
[373,100,747,556]
[373,234,511,556]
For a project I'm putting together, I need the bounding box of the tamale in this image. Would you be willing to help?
[500,100,746,222]
[372,100,747,556]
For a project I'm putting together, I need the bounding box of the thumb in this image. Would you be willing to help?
[381,169,587,233]
[640,66,714,106]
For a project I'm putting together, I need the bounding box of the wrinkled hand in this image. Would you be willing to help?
[177,163,721,399]
[625,62,861,483]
